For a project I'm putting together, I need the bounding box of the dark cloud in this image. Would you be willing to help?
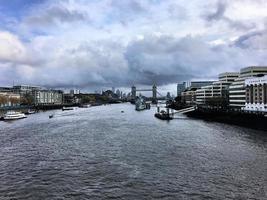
[233,31,263,48]
[25,5,88,26]
[124,35,239,85]
[203,1,256,31]
[205,1,227,22]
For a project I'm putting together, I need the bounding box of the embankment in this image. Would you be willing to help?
[185,109,267,131]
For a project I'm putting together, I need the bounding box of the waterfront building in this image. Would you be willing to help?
[0,87,13,93]
[13,85,42,95]
[229,66,267,109]
[181,89,197,105]
[32,90,63,105]
[188,81,214,90]
[177,82,186,96]
[196,72,239,105]
[70,89,80,95]
[244,75,267,112]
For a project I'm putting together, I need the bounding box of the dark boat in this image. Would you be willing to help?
[49,114,54,119]
[62,107,74,111]
[154,110,173,120]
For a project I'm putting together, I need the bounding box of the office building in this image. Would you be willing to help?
[181,89,197,105]
[177,82,186,96]
[13,85,42,95]
[196,72,239,105]
[188,81,214,89]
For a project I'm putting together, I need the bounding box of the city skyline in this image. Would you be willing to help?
[1,0,267,93]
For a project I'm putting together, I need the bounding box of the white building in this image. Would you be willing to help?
[229,66,267,109]
[70,89,80,95]
[196,72,239,105]
[244,75,267,112]
[32,90,63,105]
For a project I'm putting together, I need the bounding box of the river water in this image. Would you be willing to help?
[0,103,266,200]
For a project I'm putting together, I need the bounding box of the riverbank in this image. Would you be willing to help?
[185,108,267,131]
[0,101,125,118]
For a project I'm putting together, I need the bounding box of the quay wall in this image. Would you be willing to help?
[185,108,267,131]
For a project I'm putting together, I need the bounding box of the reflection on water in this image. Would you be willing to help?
[0,103,266,199]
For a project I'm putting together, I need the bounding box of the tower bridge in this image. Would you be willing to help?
[131,84,165,103]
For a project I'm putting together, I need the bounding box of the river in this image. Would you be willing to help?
[0,103,266,199]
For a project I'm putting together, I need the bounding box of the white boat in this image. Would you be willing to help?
[26,109,36,114]
[3,111,27,120]
[62,107,74,111]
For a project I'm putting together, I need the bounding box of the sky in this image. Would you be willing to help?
[0,0,267,94]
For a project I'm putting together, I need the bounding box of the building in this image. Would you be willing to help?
[70,89,80,95]
[229,66,267,109]
[32,90,63,105]
[196,72,239,105]
[181,89,197,105]
[13,85,42,95]
[244,75,267,112]
[0,87,13,93]
[188,81,214,89]
[177,82,186,96]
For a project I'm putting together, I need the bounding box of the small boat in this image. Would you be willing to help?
[121,110,124,113]
[3,111,27,120]
[62,107,74,111]
[25,109,36,114]
[49,114,54,119]
[79,104,91,108]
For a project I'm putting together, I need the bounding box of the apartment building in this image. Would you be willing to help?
[229,67,267,109]
[244,75,267,112]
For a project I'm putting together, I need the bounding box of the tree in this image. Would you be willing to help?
[21,93,34,105]
[81,95,96,104]
[10,97,20,106]
[0,95,8,106]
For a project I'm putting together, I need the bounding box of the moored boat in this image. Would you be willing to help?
[154,109,173,120]
[25,109,36,114]
[62,107,74,111]
[3,111,27,120]
[79,104,91,108]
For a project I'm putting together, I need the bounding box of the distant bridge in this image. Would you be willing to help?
[131,84,166,103]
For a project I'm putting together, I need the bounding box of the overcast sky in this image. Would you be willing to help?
[0,0,267,94]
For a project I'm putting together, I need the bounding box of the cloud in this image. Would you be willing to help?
[203,0,256,31]
[0,31,27,63]
[0,0,267,93]
[205,1,227,22]
[25,3,89,27]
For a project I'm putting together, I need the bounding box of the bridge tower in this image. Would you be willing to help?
[152,84,157,103]
[131,85,136,99]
